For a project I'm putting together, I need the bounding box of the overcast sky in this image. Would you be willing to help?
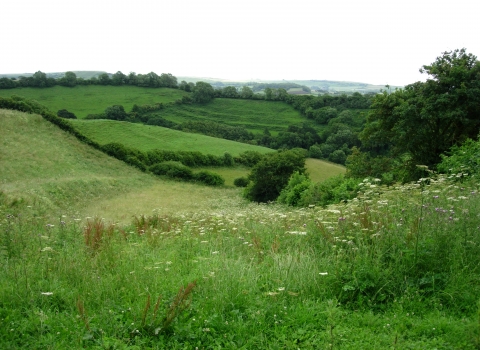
[2,0,478,86]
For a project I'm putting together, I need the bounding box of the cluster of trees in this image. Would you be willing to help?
[242,149,307,202]
[347,48,480,182]
[247,48,480,206]
[0,71,179,89]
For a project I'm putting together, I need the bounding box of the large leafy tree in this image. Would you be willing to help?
[244,149,306,202]
[192,82,215,104]
[59,71,77,87]
[360,48,480,175]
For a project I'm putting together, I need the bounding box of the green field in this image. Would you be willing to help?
[0,85,315,135]
[70,119,274,156]
[0,85,188,118]
[0,109,244,221]
[158,98,308,134]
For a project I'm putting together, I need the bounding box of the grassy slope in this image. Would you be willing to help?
[69,119,274,156]
[0,85,188,118]
[0,109,241,222]
[159,98,309,134]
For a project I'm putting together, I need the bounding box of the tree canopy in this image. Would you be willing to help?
[244,149,306,202]
[356,48,480,179]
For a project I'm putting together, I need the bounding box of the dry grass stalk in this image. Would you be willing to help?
[76,297,90,331]
[141,294,151,328]
[83,217,115,252]
[162,281,197,330]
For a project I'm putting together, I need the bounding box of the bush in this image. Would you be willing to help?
[234,151,264,167]
[233,177,249,187]
[277,172,312,206]
[194,171,225,186]
[149,161,193,180]
[302,175,360,206]
[223,152,234,166]
[57,109,76,119]
[244,149,306,202]
[437,137,480,178]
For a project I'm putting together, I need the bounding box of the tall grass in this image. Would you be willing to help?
[1,174,479,348]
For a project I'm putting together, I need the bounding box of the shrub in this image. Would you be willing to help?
[233,177,249,187]
[194,171,225,186]
[244,149,306,202]
[437,137,480,178]
[234,151,264,167]
[57,109,77,119]
[301,175,360,206]
[149,161,193,180]
[223,152,234,166]
[277,171,312,206]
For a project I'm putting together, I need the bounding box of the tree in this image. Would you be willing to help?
[104,105,128,120]
[221,86,238,98]
[360,48,480,175]
[32,71,48,87]
[98,73,111,85]
[0,77,16,89]
[159,73,178,88]
[240,86,253,99]
[244,149,306,202]
[192,82,215,104]
[264,87,273,100]
[111,71,127,85]
[60,71,77,87]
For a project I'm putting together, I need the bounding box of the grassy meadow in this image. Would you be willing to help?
[1,108,480,349]
[0,109,242,222]
[158,98,308,134]
[69,119,273,156]
[0,86,188,118]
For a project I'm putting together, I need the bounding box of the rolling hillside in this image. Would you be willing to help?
[0,85,188,118]
[0,109,243,222]
[156,98,307,134]
[69,119,274,156]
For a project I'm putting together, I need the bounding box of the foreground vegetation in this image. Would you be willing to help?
[1,171,479,348]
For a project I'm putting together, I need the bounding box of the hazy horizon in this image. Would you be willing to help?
[3,0,478,86]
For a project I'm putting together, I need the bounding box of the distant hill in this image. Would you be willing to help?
[178,76,401,94]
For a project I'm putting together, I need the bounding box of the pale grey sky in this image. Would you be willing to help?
[2,0,478,86]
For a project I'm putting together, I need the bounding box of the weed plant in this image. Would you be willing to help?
[1,173,479,348]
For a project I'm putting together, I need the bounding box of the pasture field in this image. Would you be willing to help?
[0,109,240,221]
[156,98,310,134]
[305,158,346,183]
[196,160,346,187]
[69,119,274,156]
[1,108,479,349]
[0,85,188,118]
